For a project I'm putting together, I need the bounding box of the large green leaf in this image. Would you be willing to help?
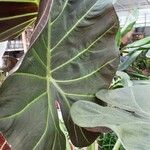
[96,85,150,114]
[71,85,150,150]
[0,0,119,149]
[0,0,39,41]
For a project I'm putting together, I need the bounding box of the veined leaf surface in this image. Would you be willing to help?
[71,101,150,150]
[0,0,119,149]
[71,85,150,150]
[96,85,150,115]
[0,0,39,41]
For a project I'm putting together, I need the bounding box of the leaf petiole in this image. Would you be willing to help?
[112,139,121,150]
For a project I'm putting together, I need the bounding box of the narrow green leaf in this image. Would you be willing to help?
[115,29,121,46]
[127,72,149,80]
[127,36,150,48]
[141,43,150,49]
[121,9,139,37]
[119,50,142,71]
[121,22,135,37]
[146,49,150,58]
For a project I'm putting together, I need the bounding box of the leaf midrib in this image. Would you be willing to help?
[0,18,36,41]
[0,12,37,21]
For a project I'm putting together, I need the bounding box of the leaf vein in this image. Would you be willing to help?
[51,0,69,25]
[51,23,116,73]
[50,2,98,52]
[55,58,117,83]
[33,109,49,150]
[0,92,47,120]
[12,72,46,80]
[32,48,47,69]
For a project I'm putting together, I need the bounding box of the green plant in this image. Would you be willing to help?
[98,132,125,150]
[70,17,150,149]
[110,71,132,89]
[119,36,150,71]
[0,0,119,149]
[71,84,150,150]
[70,5,150,150]
[115,9,138,47]
[114,8,150,80]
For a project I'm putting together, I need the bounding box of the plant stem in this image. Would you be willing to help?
[87,141,98,150]
[112,139,121,150]
[87,143,95,150]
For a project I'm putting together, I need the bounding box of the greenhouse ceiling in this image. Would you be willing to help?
[115,0,150,11]
[115,0,150,27]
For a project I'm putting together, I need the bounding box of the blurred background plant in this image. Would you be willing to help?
[97,7,150,150]
[98,133,125,150]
